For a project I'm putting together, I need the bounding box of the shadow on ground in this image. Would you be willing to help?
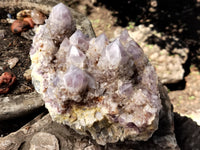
[174,113,200,150]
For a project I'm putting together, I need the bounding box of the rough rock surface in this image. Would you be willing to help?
[0,113,102,150]
[0,82,179,150]
[0,0,95,120]
[30,3,163,145]
[29,132,59,150]
[115,25,189,84]
[0,92,43,120]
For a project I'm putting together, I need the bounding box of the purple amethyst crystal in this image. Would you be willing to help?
[30,3,162,145]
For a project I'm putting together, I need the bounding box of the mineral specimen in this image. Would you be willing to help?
[31,9,46,25]
[127,24,189,84]
[30,3,162,145]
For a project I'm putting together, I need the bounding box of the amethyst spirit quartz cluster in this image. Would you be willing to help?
[30,3,162,145]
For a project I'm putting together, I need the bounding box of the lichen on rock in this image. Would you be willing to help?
[30,3,162,145]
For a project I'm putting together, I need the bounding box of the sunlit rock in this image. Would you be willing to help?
[30,3,162,146]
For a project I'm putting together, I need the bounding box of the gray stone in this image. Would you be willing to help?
[0,113,102,150]
[0,82,180,150]
[0,92,44,120]
[30,132,59,150]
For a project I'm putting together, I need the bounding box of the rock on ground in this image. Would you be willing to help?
[0,92,43,120]
[115,25,189,84]
[0,1,95,121]
[0,82,180,150]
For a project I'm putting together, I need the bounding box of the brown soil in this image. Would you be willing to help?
[0,9,34,98]
[0,0,200,125]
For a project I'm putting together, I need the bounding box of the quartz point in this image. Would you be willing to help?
[30,3,162,145]
[64,66,88,96]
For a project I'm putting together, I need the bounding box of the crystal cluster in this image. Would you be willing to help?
[30,3,162,145]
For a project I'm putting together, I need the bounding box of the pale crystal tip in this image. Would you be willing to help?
[30,3,162,145]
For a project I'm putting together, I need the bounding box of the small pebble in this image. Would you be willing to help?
[0,30,6,39]
[30,132,59,150]
[7,13,12,19]
[0,72,16,94]
[1,19,8,23]
[6,18,16,24]
[23,69,32,81]
[31,9,46,25]
[11,20,30,33]
[7,57,19,69]
[16,9,32,20]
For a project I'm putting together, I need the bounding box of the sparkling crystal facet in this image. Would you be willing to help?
[30,3,162,146]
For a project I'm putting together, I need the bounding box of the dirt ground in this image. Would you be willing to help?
[0,0,200,126]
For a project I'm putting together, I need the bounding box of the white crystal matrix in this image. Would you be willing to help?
[30,3,162,145]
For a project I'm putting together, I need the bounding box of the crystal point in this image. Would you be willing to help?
[30,5,162,145]
[64,66,88,95]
